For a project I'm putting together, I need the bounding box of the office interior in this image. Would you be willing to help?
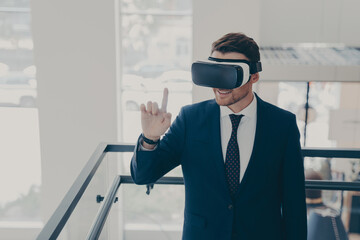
[0,0,360,239]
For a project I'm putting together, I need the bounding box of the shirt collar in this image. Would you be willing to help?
[220,92,257,118]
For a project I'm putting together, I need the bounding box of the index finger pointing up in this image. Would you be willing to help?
[161,88,169,112]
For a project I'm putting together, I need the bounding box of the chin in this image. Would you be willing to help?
[215,97,235,106]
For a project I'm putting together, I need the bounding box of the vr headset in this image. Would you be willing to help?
[191,57,262,89]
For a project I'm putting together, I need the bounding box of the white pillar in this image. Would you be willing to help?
[30,0,118,237]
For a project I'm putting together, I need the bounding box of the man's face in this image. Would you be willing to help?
[211,51,258,107]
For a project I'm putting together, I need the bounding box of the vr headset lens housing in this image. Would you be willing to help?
[191,57,262,89]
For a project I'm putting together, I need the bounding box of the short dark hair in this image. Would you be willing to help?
[211,32,260,62]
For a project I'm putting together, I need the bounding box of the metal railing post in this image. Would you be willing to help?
[86,176,122,240]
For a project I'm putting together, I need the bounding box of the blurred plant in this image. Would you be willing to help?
[350,160,360,181]
[0,184,41,221]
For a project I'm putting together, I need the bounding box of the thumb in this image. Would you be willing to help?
[163,112,172,125]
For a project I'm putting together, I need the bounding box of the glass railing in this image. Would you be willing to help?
[56,152,117,240]
[36,144,360,240]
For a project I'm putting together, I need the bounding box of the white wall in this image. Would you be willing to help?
[30,0,118,234]
[259,0,360,45]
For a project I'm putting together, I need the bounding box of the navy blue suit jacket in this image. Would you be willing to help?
[131,94,307,240]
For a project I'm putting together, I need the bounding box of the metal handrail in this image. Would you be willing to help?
[86,175,121,240]
[118,175,360,191]
[36,143,360,240]
[301,147,360,158]
[36,143,108,240]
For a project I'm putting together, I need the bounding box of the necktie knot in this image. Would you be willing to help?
[229,114,244,132]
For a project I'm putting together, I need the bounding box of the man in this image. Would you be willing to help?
[131,32,307,240]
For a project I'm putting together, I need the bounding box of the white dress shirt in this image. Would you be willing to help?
[220,93,257,183]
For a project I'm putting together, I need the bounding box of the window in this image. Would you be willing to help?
[0,0,41,230]
[119,0,192,238]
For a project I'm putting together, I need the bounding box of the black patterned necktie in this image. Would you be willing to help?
[225,114,244,199]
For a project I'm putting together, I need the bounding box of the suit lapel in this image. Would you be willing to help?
[208,100,233,202]
[235,93,268,197]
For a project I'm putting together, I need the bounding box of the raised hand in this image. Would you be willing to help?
[140,88,172,142]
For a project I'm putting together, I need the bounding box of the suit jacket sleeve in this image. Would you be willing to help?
[130,107,186,185]
[281,115,307,240]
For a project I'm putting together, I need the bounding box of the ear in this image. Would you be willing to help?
[250,73,259,84]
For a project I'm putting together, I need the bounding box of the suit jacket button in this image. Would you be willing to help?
[228,204,233,210]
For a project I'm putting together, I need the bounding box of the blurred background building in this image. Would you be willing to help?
[0,0,359,239]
